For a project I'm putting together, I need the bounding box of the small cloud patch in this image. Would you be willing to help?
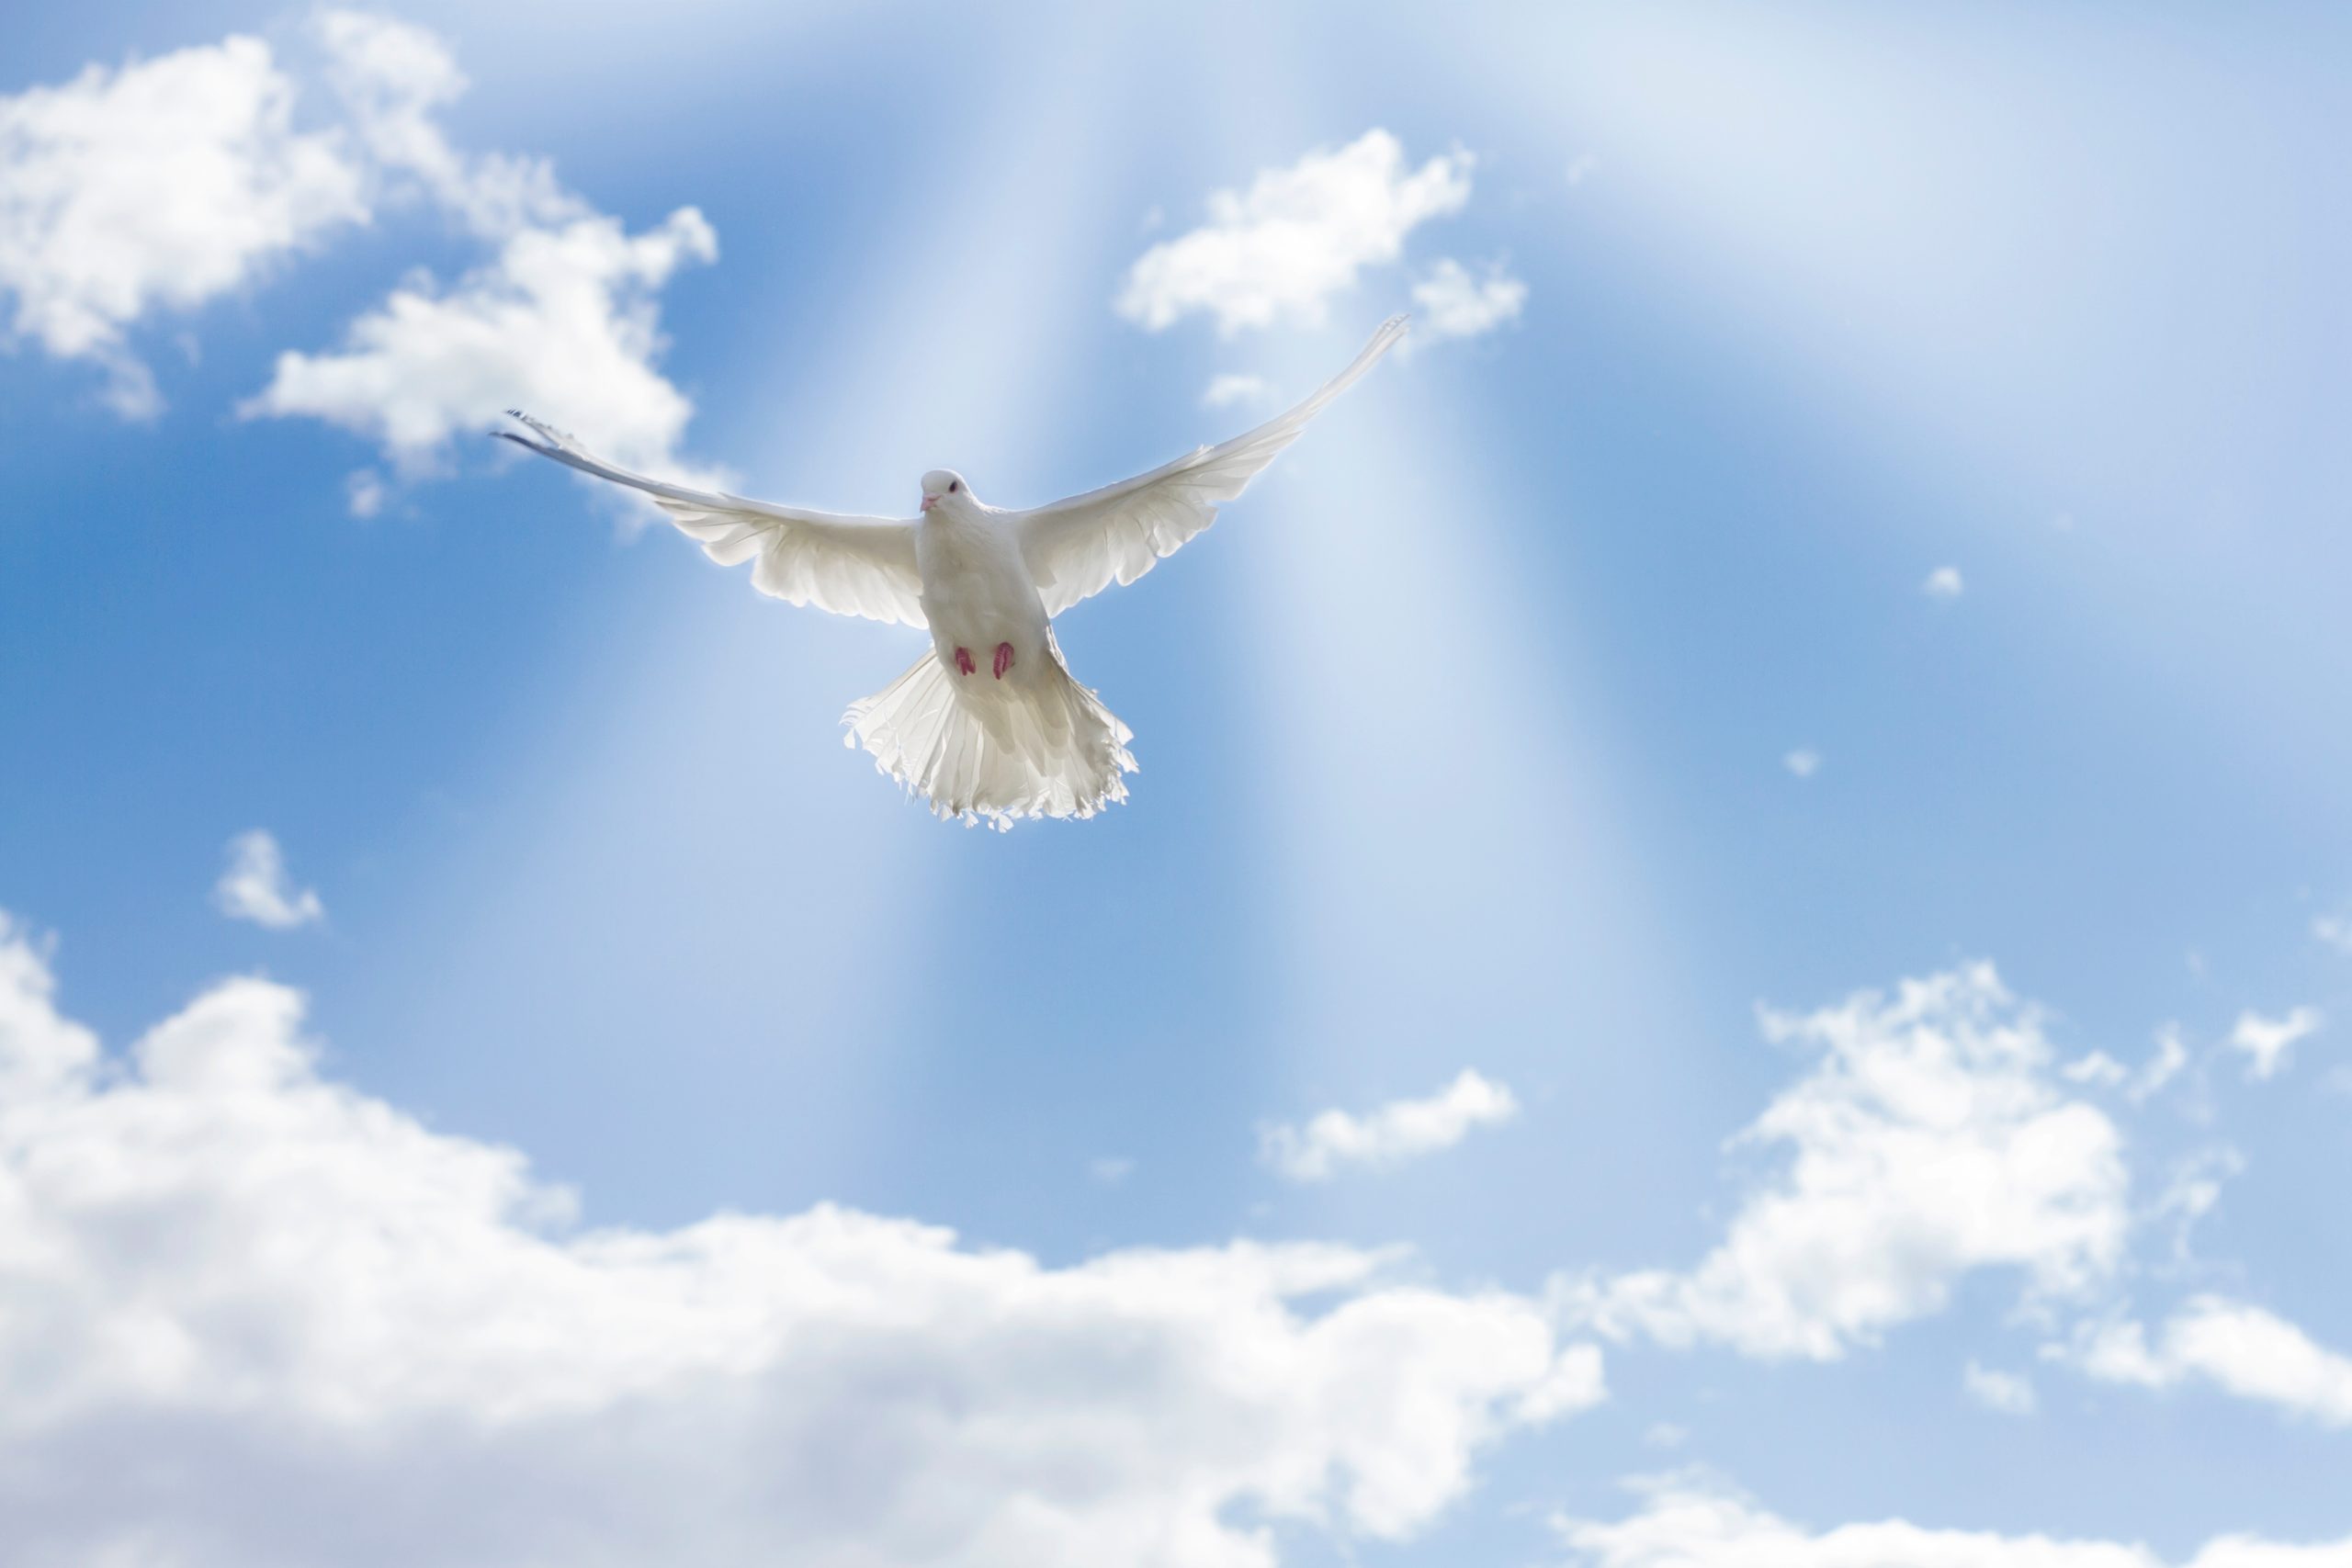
[211,829,323,930]
[1261,1069,1518,1183]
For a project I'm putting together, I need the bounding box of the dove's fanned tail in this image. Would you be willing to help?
[843,643,1136,829]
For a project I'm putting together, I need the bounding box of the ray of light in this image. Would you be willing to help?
[1114,7,1713,1271]
[353,11,1137,1228]
[1450,3,2352,811]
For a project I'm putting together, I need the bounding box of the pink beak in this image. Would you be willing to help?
[920,493,939,513]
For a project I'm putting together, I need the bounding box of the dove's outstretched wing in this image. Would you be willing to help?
[1012,315,1408,616]
[499,412,928,629]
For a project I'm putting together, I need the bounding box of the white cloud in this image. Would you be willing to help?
[1781,749,1821,779]
[311,8,543,233]
[210,829,324,930]
[1922,565,1964,600]
[2062,1051,2127,1088]
[2226,1006,2322,1081]
[1410,257,1527,340]
[2314,912,2352,955]
[1962,1360,2038,1416]
[1566,152,1600,187]
[0,34,368,414]
[1203,372,1275,409]
[2148,1148,2241,1271]
[2129,1027,2189,1103]
[0,913,1603,1566]
[1117,130,1473,334]
[241,13,718,490]
[1261,1069,1520,1183]
[344,467,386,517]
[244,204,716,478]
[2065,1030,2188,1106]
[1555,1472,2352,1568]
[0,13,718,497]
[2072,1297,2352,1427]
[1563,966,2130,1360]
[1088,1156,1135,1184]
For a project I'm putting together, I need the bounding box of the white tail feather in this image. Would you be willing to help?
[843,642,1136,829]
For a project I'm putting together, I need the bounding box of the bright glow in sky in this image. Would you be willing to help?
[5,5,2351,1565]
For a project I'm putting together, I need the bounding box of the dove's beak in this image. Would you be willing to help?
[920,493,939,513]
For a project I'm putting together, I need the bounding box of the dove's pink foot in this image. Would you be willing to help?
[954,647,976,676]
[993,642,1014,679]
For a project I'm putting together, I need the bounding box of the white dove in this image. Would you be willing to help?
[500,315,1407,828]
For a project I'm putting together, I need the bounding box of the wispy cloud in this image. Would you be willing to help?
[1962,1360,2037,1416]
[344,467,386,517]
[2314,911,2352,955]
[2071,1297,2352,1427]
[1409,257,1527,340]
[1117,130,1472,334]
[2131,1026,2190,1102]
[1201,371,1273,409]
[2227,1006,2323,1081]
[1782,748,1821,779]
[1922,565,1964,600]
[211,829,323,931]
[2061,1050,2127,1088]
[1261,1068,1519,1182]
[2064,1027,2188,1105]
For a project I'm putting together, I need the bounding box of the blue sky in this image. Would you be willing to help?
[4,5,2351,1565]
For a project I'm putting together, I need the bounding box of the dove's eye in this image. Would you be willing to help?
[949,480,960,492]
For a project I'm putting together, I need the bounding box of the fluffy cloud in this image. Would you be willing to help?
[1555,1474,2352,1568]
[1564,966,2130,1359]
[210,829,324,930]
[1261,1069,1519,1183]
[244,204,716,476]
[1782,748,1821,779]
[0,914,1602,1567]
[2226,1007,2323,1081]
[0,34,367,414]
[241,13,718,488]
[1922,565,1965,600]
[0,12,716,494]
[2072,1298,2352,1427]
[1118,130,1472,334]
[1409,257,1526,340]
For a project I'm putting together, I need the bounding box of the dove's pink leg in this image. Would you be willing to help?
[993,642,1015,679]
[954,647,977,676]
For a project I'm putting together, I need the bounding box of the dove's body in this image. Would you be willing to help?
[498,315,1407,827]
[915,502,1049,690]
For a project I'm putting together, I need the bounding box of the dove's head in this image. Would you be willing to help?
[918,469,970,514]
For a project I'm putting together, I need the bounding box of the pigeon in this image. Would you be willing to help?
[499,314,1408,828]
